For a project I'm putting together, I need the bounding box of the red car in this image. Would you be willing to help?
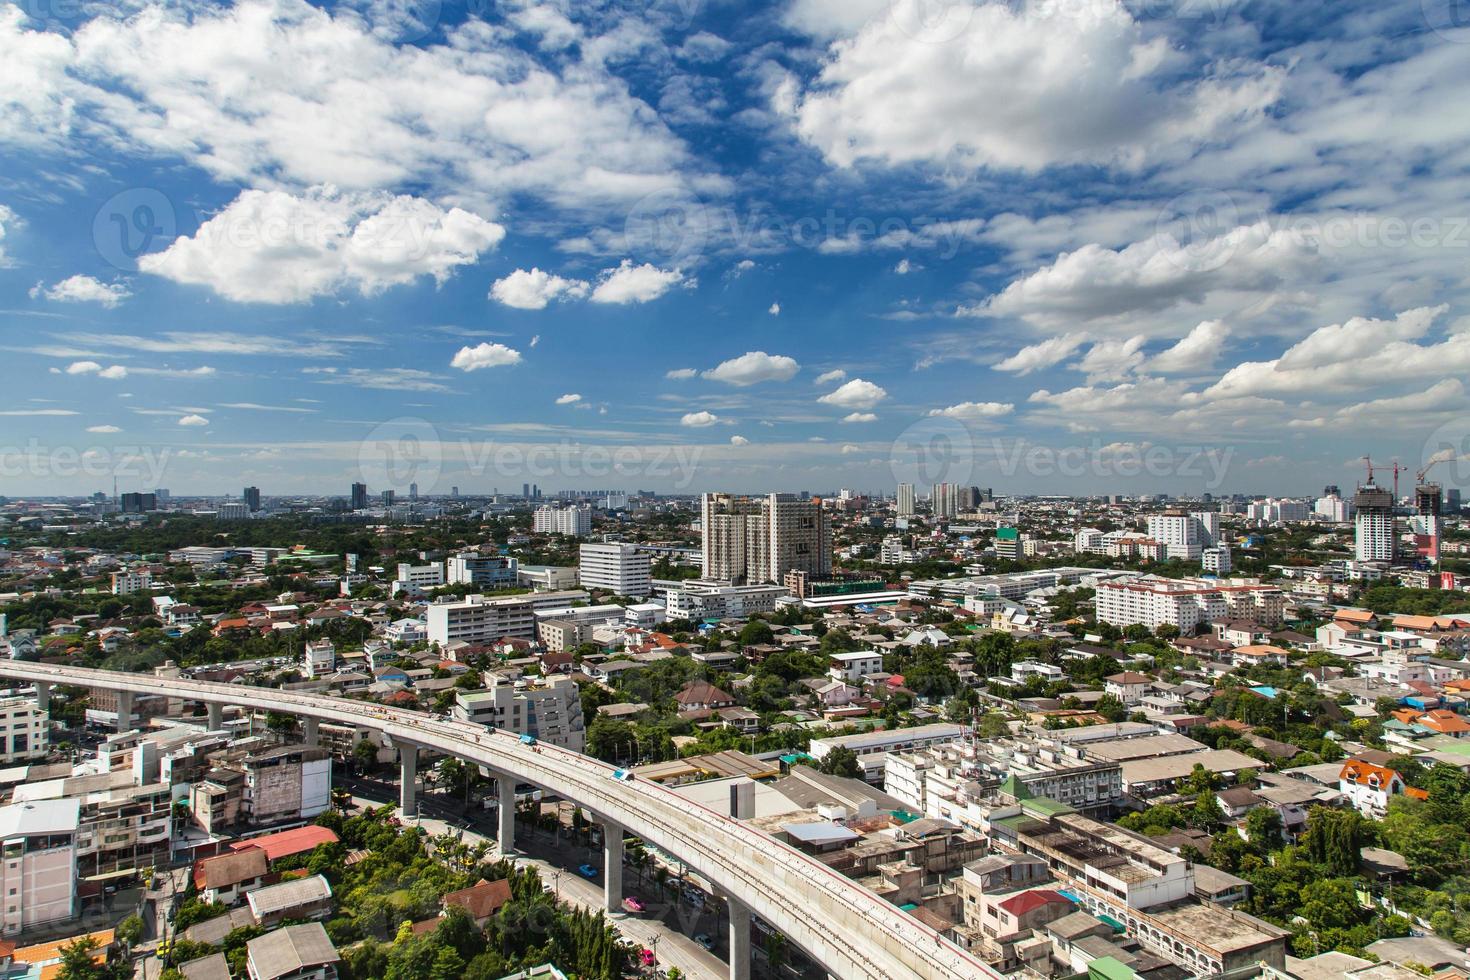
[639,948,656,967]
[622,896,645,914]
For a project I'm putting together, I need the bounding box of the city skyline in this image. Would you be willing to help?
[3,0,1470,498]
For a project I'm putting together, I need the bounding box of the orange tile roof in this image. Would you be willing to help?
[1334,608,1377,624]
[230,825,340,862]
[1418,709,1470,734]
[1340,760,1402,788]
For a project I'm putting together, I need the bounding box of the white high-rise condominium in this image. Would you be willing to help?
[700,492,831,585]
[1146,511,1220,561]
[578,542,652,596]
[897,483,915,516]
[1354,485,1396,562]
[532,504,593,536]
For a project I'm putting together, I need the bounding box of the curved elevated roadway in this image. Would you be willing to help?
[0,661,998,980]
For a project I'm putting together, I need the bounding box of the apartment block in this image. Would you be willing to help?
[110,568,153,596]
[664,581,788,620]
[190,746,332,835]
[0,696,49,764]
[578,542,652,596]
[445,552,518,588]
[532,504,593,537]
[1095,575,1285,632]
[451,676,586,751]
[700,493,831,585]
[0,799,79,937]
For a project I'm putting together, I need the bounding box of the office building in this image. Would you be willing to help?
[700,492,831,585]
[395,562,445,591]
[578,542,652,596]
[532,504,593,536]
[1355,484,1396,562]
[452,676,586,751]
[0,799,79,937]
[243,486,261,511]
[665,581,787,620]
[425,591,590,646]
[897,483,915,516]
[120,491,156,513]
[994,527,1021,561]
[409,482,418,501]
[445,552,518,587]
[217,502,251,520]
[380,489,395,507]
[349,483,368,510]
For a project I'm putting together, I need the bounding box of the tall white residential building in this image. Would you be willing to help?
[897,483,916,516]
[1074,528,1104,553]
[452,676,586,751]
[110,568,152,596]
[395,562,445,590]
[1095,575,1285,632]
[1146,511,1220,560]
[1315,494,1354,522]
[532,504,593,537]
[578,543,652,596]
[0,798,79,937]
[1355,485,1396,562]
[1201,545,1233,575]
[304,639,335,679]
[0,697,49,763]
[700,493,831,585]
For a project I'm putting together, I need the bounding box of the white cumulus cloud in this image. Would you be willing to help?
[703,351,800,386]
[819,378,888,410]
[928,401,1015,419]
[555,393,582,405]
[451,342,523,372]
[589,260,686,304]
[490,267,590,309]
[140,186,504,304]
[681,410,719,427]
[32,274,131,307]
[177,413,209,426]
[730,435,749,445]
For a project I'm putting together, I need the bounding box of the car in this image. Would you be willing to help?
[683,886,705,907]
[638,948,656,967]
[519,734,537,745]
[693,933,714,951]
[611,768,635,781]
[577,864,598,878]
[622,896,645,913]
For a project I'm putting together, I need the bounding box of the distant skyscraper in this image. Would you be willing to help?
[409,482,418,501]
[523,483,530,499]
[931,483,957,518]
[243,486,261,512]
[381,489,395,507]
[700,492,831,585]
[1447,488,1462,512]
[1354,484,1396,562]
[452,486,460,498]
[350,482,368,510]
[120,492,156,514]
[897,483,915,516]
[154,488,170,504]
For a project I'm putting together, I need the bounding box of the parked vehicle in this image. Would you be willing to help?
[693,933,714,951]
[622,896,645,913]
[577,864,599,878]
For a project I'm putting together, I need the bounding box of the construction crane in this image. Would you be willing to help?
[1361,455,1406,499]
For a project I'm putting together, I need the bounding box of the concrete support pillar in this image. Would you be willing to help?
[34,682,50,713]
[727,895,752,980]
[399,745,418,817]
[602,819,624,914]
[497,775,516,857]
[207,702,223,731]
[115,690,134,731]
[302,717,319,747]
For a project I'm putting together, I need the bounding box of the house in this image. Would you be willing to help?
[245,923,340,980]
[673,681,736,712]
[1231,645,1290,668]
[718,707,761,734]
[1339,759,1424,817]
[229,825,340,864]
[1103,672,1151,706]
[194,847,270,906]
[247,875,334,928]
[812,680,860,708]
[1416,709,1470,738]
[828,651,884,683]
[441,878,512,928]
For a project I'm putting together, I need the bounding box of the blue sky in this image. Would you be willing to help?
[4,0,1470,498]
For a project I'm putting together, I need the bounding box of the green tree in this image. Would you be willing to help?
[817,747,862,779]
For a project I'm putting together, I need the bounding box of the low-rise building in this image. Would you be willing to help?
[0,798,79,937]
[451,676,586,752]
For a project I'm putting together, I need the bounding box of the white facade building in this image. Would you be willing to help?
[1095,575,1286,632]
[0,696,48,763]
[665,582,787,620]
[0,798,79,937]
[897,483,915,516]
[532,504,593,537]
[578,543,652,596]
[700,493,831,585]
[110,569,152,596]
[452,676,586,751]
[395,562,444,590]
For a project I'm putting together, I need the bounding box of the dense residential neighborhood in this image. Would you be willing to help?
[0,484,1469,979]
